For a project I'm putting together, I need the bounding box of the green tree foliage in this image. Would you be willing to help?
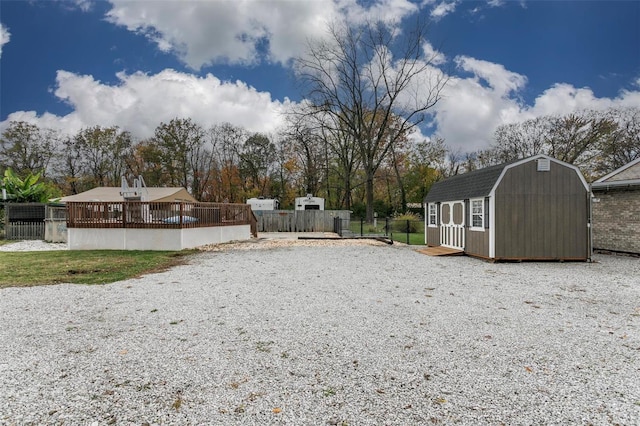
[1,168,59,203]
[152,118,215,200]
[0,121,57,177]
[403,138,448,205]
[239,133,276,197]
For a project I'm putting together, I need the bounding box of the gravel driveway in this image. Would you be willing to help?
[1,240,639,425]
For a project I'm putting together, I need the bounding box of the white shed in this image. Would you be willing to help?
[295,194,325,211]
[246,197,279,211]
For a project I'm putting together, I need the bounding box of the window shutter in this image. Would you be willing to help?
[465,199,470,228]
[484,197,490,228]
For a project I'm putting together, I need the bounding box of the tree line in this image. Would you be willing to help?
[1,106,637,214]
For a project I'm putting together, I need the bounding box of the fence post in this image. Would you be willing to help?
[406,220,410,245]
[360,217,364,236]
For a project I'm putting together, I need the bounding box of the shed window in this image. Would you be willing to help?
[471,199,484,230]
[428,203,438,227]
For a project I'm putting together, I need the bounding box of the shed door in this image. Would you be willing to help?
[440,201,465,250]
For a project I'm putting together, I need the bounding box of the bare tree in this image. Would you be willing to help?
[295,18,447,221]
[546,113,616,173]
[595,107,640,175]
[209,123,246,203]
[480,117,549,165]
[481,110,624,180]
[74,126,132,187]
[282,114,326,198]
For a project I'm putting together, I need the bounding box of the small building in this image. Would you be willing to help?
[295,194,325,211]
[246,197,279,211]
[591,157,640,255]
[424,155,591,261]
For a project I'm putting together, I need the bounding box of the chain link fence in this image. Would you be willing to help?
[334,216,425,245]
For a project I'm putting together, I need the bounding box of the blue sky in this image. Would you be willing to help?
[1,0,638,152]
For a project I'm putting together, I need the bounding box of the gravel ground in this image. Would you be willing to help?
[0,240,68,251]
[0,239,639,425]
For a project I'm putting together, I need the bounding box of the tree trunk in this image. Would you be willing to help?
[365,171,374,223]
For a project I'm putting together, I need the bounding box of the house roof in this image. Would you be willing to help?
[592,157,640,189]
[59,187,197,203]
[424,162,510,203]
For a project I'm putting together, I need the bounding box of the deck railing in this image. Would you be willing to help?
[66,201,256,235]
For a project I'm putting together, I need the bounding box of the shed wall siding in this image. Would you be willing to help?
[494,161,588,259]
[426,227,440,246]
[465,230,489,257]
[592,188,640,254]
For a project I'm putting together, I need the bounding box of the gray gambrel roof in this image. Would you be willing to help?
[423,155,589,203]
[424,162,509,203]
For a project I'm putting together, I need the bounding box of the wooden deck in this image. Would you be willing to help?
[417,246,464,256]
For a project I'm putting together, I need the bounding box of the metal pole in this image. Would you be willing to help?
[407,220,410,245]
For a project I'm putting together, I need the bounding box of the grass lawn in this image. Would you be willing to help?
[0,249,194,288]
[390,232,425,245]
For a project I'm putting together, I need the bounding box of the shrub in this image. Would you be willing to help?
[390,212,424,234]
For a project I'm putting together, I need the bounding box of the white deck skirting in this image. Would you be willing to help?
[68,225,251,250]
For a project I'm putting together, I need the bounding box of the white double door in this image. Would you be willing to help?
[440,201,465,250]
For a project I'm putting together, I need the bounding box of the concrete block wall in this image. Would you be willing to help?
[591,188,640,254]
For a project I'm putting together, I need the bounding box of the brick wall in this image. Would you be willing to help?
[591,188,640,254]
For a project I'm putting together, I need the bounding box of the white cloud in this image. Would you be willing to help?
[104,0,419,70]
[487,0,504,7]
[429,57,640,152]
[423,41,446,65]
[0,23,10,58]
[430,1,458,20]
[70,0,92,12]
[1,69,291,139]
[455,56,527,96]
[338,0,419,25]
[51,0,93,12]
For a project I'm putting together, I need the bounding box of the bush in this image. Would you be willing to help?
[390,212,424,234]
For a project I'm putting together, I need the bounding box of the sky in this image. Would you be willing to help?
[0,0,639,152]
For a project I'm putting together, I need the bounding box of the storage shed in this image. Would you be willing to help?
[591,157,640,255]
[424,155,591,261]
[246,197,280,211]
[295,194,325,211]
